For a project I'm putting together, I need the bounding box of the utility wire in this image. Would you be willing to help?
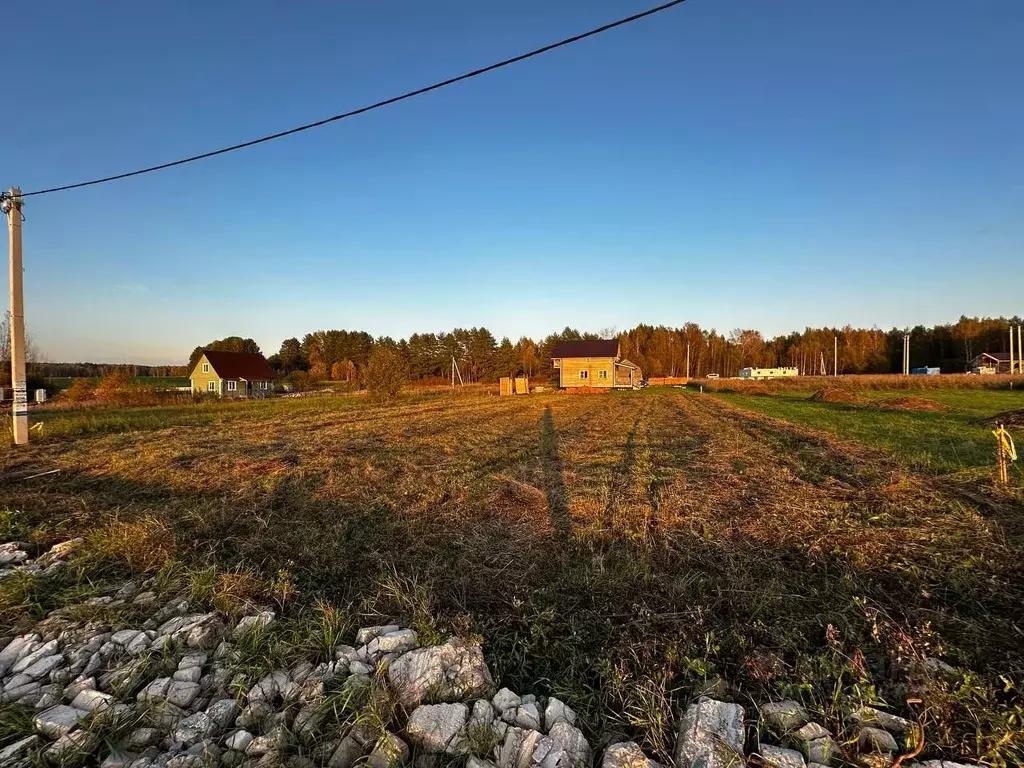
[17,0,687,198]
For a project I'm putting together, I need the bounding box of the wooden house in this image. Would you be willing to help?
[969,352,1011,374]
[189,350,276,397]
[550,339,642,389]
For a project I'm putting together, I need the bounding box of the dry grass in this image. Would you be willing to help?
[1,389,1022,765]
[809,388,860,403]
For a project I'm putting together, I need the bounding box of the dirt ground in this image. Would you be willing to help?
[2,390,1022,763]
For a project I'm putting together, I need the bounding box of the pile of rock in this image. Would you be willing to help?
[0,539,989,768]
[0,537,82,581]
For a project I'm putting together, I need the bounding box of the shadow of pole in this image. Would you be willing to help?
[540,407,572,539]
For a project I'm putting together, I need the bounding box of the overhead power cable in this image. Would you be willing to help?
[18,0,687,198]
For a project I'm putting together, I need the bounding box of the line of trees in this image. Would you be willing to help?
[256,315,1024,384]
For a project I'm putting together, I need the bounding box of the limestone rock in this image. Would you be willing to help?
[497,727,543,768]
[535,721,592,768]
[328,734,369,768]
[405,702,469,754]
[388,638,494,708]
[849,707,912,736]
[226,730,256,752]
[858,727,898,755]
[44,728,100,766]
[543,698,576,732]
[760,701,809,734]
[356,625,401,645]
[601,742,656,768]
[0,735,40,766]
[34,704,84,739]
[233,612,275,638]
[367,733,410,768]
[674,697,744,768]
[759,744,805,768]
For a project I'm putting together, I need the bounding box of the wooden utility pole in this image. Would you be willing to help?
[833,336,838,377]
[2,188,27,445]
[686,343,690,380]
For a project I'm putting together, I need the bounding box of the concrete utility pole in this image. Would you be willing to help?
[1011,323,1019,374]
[902,333,910,376]
[1011,326,1016,376]
[2,188,27,444]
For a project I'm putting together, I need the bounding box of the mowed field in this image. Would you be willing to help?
[2,389,1023,763]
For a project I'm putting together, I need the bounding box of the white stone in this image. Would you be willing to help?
[494,688,522,713]
[111,629,143,646]
[388,638,494,708]
[206,698,241,729]
[246,735,274,756]
[601,742,655,768]
[33,704,84,738]
[178,651,209,669]
[71,688,115,713]
[173,666,203,683]
[166,681,200,707]
[137,676,172,701]
[543,698,576,731]
[44,729,99,765]
[674,697,744,768]
[497,727,543,768]
[859,727,898,754]
[368,732,410,768]
[23,654,64,680]
[470,699,496,726]
[233,612,275,638]
[405,702,469,754]
[0,734,40,764]
[760,701,809,733]
[539,722,591,768]
[849,707,912,735]
[0,635,38,675]
[127,727,163,749]
[349,660,374,675]
[171,712,215,745]
[226,730,255,751]
[12,639,59,675]
[759,744,805,768]
[356,625,401,645]
[328,734,369,768]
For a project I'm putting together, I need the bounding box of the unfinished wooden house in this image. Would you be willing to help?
[550,339,642,389]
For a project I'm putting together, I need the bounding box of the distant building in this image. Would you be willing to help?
[969,352,1011,374]
[550,339,642,389]
[738,367,799,380]
[189,350,275,397]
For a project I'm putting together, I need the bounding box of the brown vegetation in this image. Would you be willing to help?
[1,390,1021,764]
[809,388,860,403]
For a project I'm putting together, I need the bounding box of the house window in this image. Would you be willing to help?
[599,370,607,379]
[227,381,237,392]
[207,381,216,392]
[202,363,209,373]
[579,371,588,379]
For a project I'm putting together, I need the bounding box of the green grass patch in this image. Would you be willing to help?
[714,388,1024,477]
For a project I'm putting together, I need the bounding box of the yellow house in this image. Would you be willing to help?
[189,350,276,398]
[550,339,642,389]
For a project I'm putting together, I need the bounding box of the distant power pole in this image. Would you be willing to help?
[1011,327,1016,376]
[833,336,838,377]
[1018,325,1022,374]
[686,343,690,379]
[903,333,911,376]
[2,188,27,445]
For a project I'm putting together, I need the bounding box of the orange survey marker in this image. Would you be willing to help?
[993,424,1017,485]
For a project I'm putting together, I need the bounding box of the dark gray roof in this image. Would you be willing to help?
[550,339,620,359]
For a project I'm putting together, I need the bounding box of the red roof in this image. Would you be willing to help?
[550,339,620,359]
[198,350,275,380]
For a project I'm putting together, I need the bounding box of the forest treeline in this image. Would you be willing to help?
[20,315,1023,384]
[248,315,1023,383]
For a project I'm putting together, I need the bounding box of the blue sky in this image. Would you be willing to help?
[4,0,1023,364]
